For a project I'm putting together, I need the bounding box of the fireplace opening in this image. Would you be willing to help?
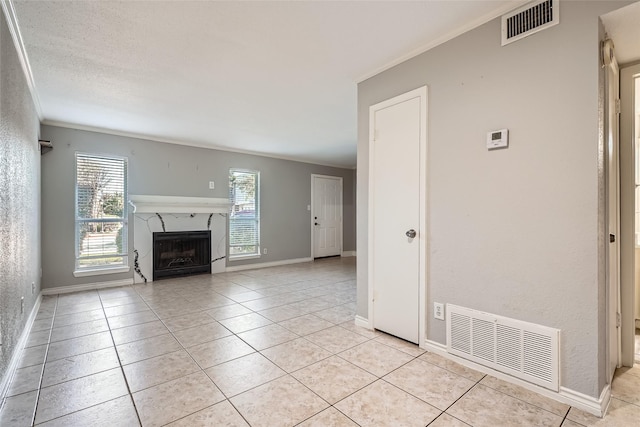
[153,230,211,280]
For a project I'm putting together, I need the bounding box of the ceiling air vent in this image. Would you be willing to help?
[501,0,559,46]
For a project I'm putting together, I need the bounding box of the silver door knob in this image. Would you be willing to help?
[406,229,416,238]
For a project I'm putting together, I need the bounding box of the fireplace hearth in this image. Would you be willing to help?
[153,231,211,280]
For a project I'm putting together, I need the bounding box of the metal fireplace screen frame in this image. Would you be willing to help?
[153,230,211,280]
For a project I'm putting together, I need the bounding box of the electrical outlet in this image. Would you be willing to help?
[434,302,445,320]
[263,248,268,255]
[209,181,215,190]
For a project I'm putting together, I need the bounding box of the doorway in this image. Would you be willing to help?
[620,63,640,365]
[311,174,343,259]
[368,86,427,345]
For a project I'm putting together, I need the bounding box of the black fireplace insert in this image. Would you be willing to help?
[153,230,211,280]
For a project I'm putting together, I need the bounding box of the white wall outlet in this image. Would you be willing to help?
[307,205,311,211]
[263,248,268,254]
[209,181,215,190]
[434,302,445,320]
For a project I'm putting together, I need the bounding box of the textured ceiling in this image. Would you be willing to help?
[12,1,527,168]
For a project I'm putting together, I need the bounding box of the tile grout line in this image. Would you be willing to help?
[29,294,59,427]
[100,289,144,427]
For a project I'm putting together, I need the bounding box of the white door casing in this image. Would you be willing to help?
[368,86,427,346]
[604,38,621,382]
[619,64,640,367]
[312,175,343,258]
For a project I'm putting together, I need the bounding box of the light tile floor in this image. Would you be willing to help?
[2,257,640,426]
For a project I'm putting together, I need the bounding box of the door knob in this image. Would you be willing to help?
[406,229,417,238]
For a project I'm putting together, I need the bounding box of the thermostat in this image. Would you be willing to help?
[487,129,508,150]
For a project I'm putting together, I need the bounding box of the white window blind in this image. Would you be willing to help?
[229,169,260,258]
[75,153,128,270]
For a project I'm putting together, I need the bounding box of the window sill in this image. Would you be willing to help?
[228,254,261,262]
[73,266,130,278]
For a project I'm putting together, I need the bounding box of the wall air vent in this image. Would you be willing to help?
[446,304,560,391]
[502,0,559,46]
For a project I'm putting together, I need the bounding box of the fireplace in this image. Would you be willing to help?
[153,230,211,280]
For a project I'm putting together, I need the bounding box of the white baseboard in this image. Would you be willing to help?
[1,294,42,406]
[341,251,356,257]
[354,315,371,329]
[422,339,606,418]
[560,384,610,418]
[225,257,313,272]
[41,278,134,295]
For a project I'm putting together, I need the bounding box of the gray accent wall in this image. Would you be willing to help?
[357,1,629,398]
[40,125,355,289]
[0,7,41,382]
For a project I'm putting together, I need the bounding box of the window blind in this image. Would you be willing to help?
[75,153,128,269]
[229,169,260,257]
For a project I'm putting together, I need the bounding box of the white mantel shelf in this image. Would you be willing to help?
[129,195,231,214]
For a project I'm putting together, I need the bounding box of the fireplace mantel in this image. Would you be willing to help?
[129,195,231,214]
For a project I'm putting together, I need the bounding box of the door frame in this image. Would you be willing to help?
[367,86,428,348]
[619,63,640,367]
[603,38,621,382]
[310,174,343,259]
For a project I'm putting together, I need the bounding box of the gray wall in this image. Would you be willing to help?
[40,125,356,288]
[357,1,629,398]
[0,7,41,382]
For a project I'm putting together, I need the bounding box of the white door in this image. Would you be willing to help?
[312,175,342,258]
[369,87,427,344]
[604,39,621,381]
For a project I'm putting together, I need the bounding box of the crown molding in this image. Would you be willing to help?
[356,1,528,83]
[41,119,356,170]
[1,0,42,119]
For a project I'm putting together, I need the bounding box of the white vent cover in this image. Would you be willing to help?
[446,304,560,391]
[501,0,559,46]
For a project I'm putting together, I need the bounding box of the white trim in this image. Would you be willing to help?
[354,315,371,329]
[619,63,640,367]
[0,0,43,119]
[1,294,42,405]
[225,257,312,272]
[368,86,428,348]
[341,251,356,257]
[41,278,134,295]
[311,174,344,259]
[560,385,610,419]
[41,120,356,170]
[422,340,608,417]
[228,254,261,262]
[129,195,231,214]
[73,266,130,278]
[356,1,528,83]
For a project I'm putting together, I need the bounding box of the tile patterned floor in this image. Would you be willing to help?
[2,257,640,426]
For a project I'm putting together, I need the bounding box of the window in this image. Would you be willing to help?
[75,153,128,273]
[229,169,260,258]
